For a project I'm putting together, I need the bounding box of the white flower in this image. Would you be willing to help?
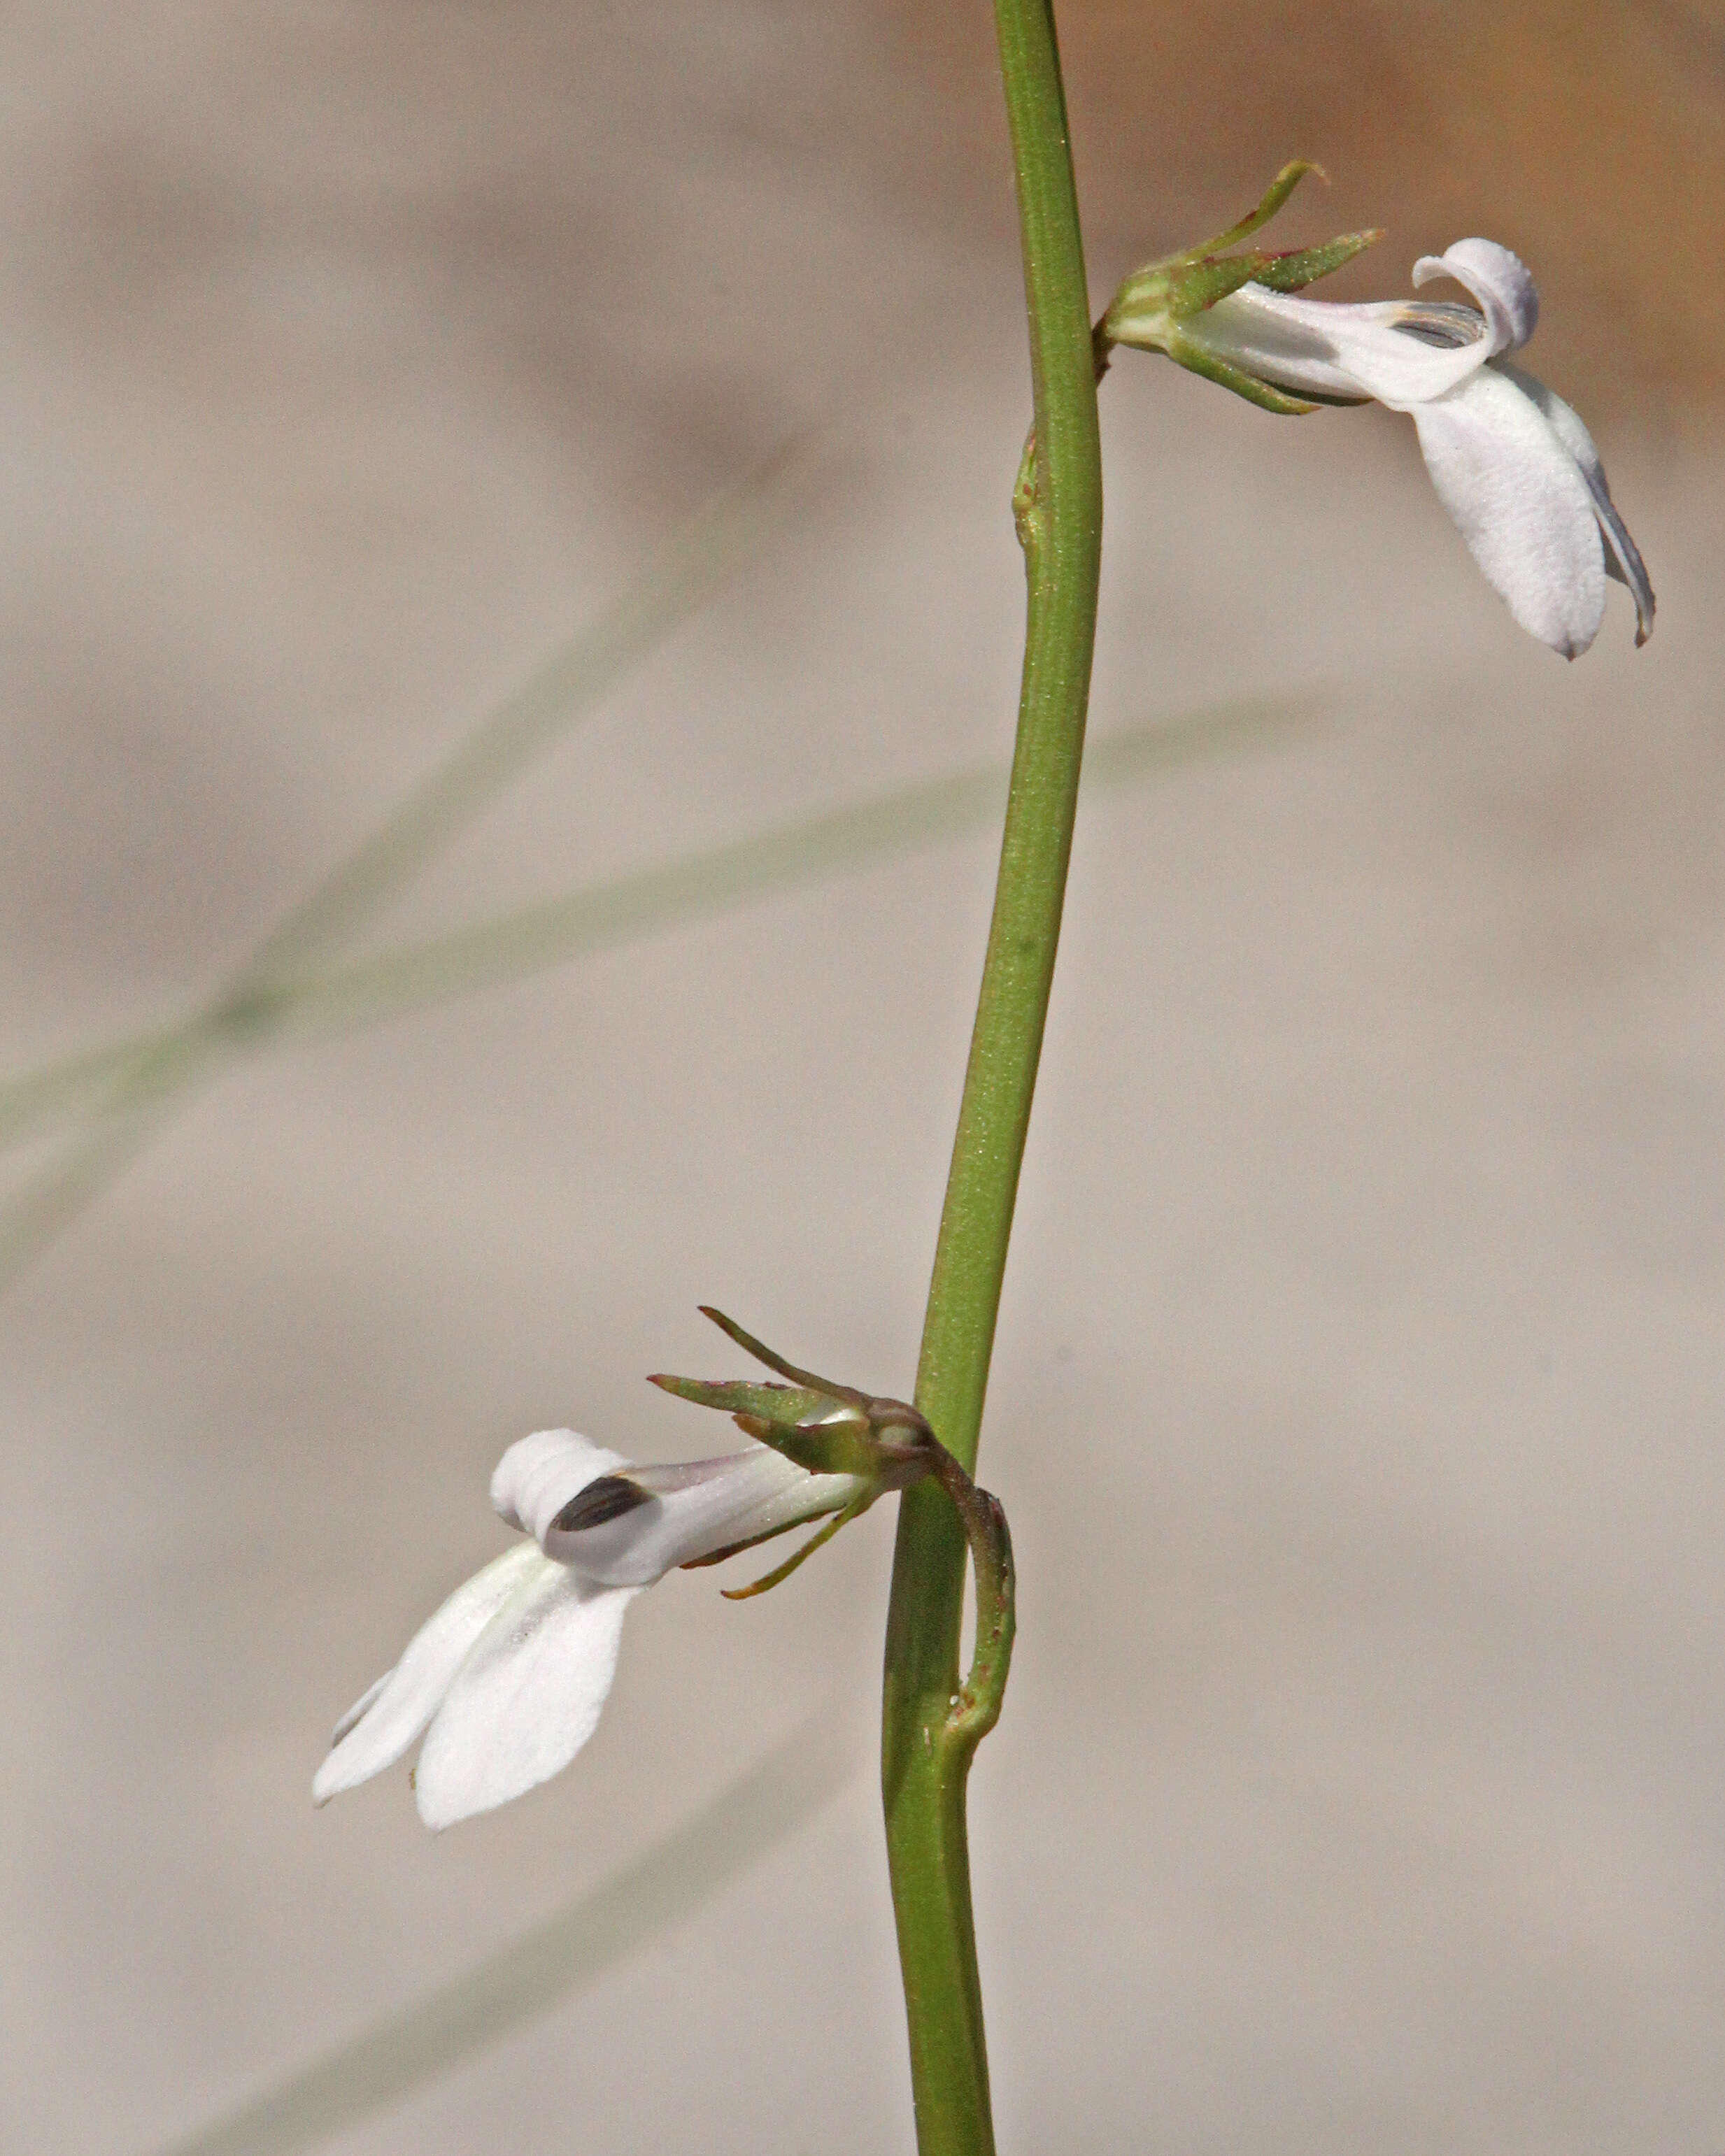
[1179,238,1654,658]
[313,1429,867,1829]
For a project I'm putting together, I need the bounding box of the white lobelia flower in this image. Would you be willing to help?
[1166,238,1654,658]
[313,1429,867,1829]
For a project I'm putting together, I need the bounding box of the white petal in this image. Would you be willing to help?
[412,1564,638,1829]
[544,1443,870,1585]
[329,1669,391,1747]
[490,1429,630,1543]
[312,1541,549,1806]
[1195,287,1493,410]
[1413,239,1538,355]
[1411,366,1607,657]
[1493,362,1654,645]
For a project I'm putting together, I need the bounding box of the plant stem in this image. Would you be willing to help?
[881,0,1102,2148]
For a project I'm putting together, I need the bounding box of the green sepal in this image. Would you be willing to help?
[719,1490,875,1600]
[1106,227,1375,349]
[1117,162,1321,299]
[648,1360,886,1477]
[655,1306,939,1480]
[734,1411,883,1480]
[1105,250,1263,344]
[647,1374,838,1425]
[1252,228,1380,292]
[1170,253,1274,315]
[1101,164,1374,371]
[695,1304,867,1404]
[1165,331,1321,415]
[1195,159,1323,256]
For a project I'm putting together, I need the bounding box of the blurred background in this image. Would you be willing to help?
[3,2,1724,2150]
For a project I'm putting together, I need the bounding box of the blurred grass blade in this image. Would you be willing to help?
[230,442,812,987]
[148,1725,854,2156]
[0,1027,187,1150]
[0,692,1315,1293]
[164,694,1316,1042]
[0,1107,177,1293]
[0,1024,227,1294]
[0,445,809,1155]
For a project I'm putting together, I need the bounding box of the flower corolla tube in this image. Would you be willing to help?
[1171,238,1653,658]
[313,1429,867,1829]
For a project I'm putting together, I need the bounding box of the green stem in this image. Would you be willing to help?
[881,0,1102,2149]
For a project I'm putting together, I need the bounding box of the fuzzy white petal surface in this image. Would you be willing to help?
[490,1429,630,1544]
[312,1542,549,1805]
[1195,287,1493,409]
[412,1563,637,1829]
[1494,362,1655,643]
[1411,366,1607,657]
[1412,239,1538,353]
[546,1444,869,1584]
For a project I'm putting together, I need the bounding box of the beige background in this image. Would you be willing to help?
[3,3,1724,2152]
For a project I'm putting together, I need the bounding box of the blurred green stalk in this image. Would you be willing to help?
[148,1727,851,2156]
[881,0,1103,2150]
[1,459,795,1158]
[0,698,1302,1294]
[0,453,807,1291]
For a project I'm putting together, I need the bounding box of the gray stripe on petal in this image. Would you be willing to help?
[553,1475,654,1533]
